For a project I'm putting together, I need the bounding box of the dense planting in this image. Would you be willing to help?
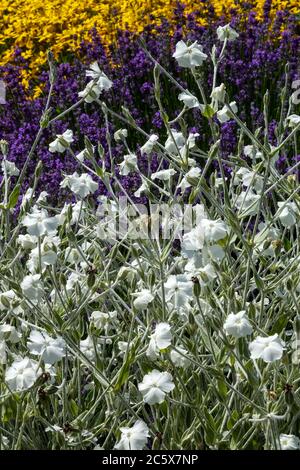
[0,0,299,452]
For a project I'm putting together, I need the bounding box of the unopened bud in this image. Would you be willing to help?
[271,239,282,256]
[192,276,201,297]
[262,238,272,250]
[47,50,57,84]
[0,139,9,156]
[87,272,96,288]
[34,161,43,179]
[284,384,294,407]
[84,136,94,157]
[59,273,67,287]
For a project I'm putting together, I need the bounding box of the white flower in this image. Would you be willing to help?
[170,347,190,368]
[5,357,41,391]
[118,341,133,356]
[286,114,300,127]
[207,244,225,262]
[224,311,253,338]
[198,263,217,285]
[80,336,99,361]
[146,323,172,360]
[119,153,138,175]
[140,134,159,154]
[164,274,193,308]
[201,218,229,243]
[60,172,98,198]
[27,330,66,364]
[115,420,150,450]
[78,81,101,103]
[249,334,285,363]
[65,272,83,293]
[138,369,175,404]
[1,159,19,176]
[22,207,59,236]
[64,247,82,265]
[217,102,238,123]
[233,167,264,193]
[58,200,84,225]
[276,202,298,227]
[186,132,199,149]
[21,274,43,303]
[165,130,185,153]
[86,62,112,91]
[36,191,48,204]
[49,129,74,153]
[183,251,202,273]
[27,240,57,273]
[17,234,38,250]
[279,434,300,450]
[254,222,280,257]
[182,226,205,253]
[0,324,21,343]
[178,91,200,109]
[21,187,34,209]
[210,83,226,104]
[76,148,91,163]
[134,180,149,198]
[235,190,261,216]
[165,130,198,154]
[151,169,176,181]
[85,61,103,79]
[217,24,239,42]
[243,145,263,160]
[114,129,128,141]
[177,167,201,191]
[173,40,207,68]
[132,289,154,310]
[0,340,6,364]
[90,310,118,332]
[0,290,20,311]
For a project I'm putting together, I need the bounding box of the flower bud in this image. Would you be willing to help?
[262,238,272,251]
[284,384,295,407]
[59,273,67,287]
[35,161,43,179]
[67,230,76,242]
[0,139,9,156]
[188,311,195,325]
[84,136,94,157]
[287,174,297,184]
[271,239,282,256]
[191,276,201,297]
[186,175,200,187]
[39,108,52,129]
[47,50,57,84]
[87,272,96,288]
[98,142,105,159]
[210,83,226,103]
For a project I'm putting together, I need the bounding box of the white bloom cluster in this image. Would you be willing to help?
[78,62,113,103]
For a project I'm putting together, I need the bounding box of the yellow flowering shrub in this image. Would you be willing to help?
[0,0,298,78]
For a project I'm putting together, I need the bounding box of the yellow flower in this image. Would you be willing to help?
[0,0,298,85]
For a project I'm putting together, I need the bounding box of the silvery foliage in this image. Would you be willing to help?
[0,28,300,450]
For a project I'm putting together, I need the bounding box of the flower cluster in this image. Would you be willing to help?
[0,0,298,78]
[0,6,299,206]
